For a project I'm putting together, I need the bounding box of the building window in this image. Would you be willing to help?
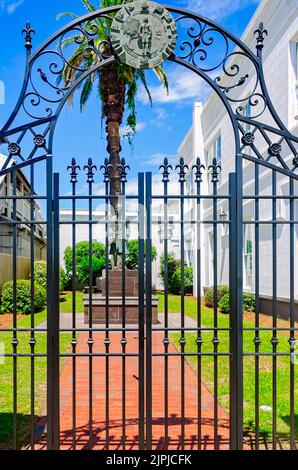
[244,223,253,291]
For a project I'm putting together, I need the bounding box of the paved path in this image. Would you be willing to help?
[38,329,230,450]
[38,312,203,330]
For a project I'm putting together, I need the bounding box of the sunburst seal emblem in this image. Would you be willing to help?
[111,1,177,70]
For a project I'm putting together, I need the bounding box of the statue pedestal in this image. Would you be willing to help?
[101,270,138,297]
[84,270,159,324]
[83,295,159,324]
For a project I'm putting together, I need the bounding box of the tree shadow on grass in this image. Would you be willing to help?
[0,413,43,450]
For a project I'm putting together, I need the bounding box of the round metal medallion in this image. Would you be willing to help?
[111,1,177,70]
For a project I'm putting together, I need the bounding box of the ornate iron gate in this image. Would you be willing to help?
[0,3,298,451]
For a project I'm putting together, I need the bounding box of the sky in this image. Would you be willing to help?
[0,0,261,200]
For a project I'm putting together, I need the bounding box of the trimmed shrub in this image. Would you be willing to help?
[219,293,230,314]
[34,260,66,292]
[170,266,193,295]
[216,292,256,314]
[243,293,256,312]
[77,255,106,285]
[1,280,46,314]
[160,253,180,288]
[204,285,229,308]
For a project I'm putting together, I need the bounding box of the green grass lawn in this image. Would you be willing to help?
[0,299,72,449]
[59,291,84,313]
[156,293,298,446]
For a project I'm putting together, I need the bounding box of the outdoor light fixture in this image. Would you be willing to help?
[219,207,228,234]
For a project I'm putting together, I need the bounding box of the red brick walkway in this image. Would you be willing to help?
[40,332,230,450]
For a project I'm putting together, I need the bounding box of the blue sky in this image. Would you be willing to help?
[0,0,261,199]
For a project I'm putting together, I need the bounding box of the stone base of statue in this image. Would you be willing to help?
[102,270,139,297]
[83,295,159,324]
[83,270,159,324]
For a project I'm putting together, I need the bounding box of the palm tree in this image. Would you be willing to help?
[58,0,168,219]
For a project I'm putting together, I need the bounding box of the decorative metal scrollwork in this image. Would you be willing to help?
[0,5,297,178]
[176,157,189,182]
[192,157,205,183]
[160,157,173,183]
[67,158,81,183]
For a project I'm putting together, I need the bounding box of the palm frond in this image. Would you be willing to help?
[82,0,97,12]
[80,75,93,111]
[153,65,169,94]
[56,12,78,21]
[60,36,77,50]
[137,70,152,106]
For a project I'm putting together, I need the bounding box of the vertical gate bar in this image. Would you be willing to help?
[46,155,54,450]
[121,176,127,449]
[145,172,152,450]
[272,170,277,450]
[195,168,202,450]
[254,163,260,450]
[29,163,35,450]
[104,174,110,449]
[212,168,219,450]
[87,170,93,449]
[138,173,145,450]
[229,169,243,450]
[179,165,185,450]
[53,172,60,449]
[289,177,295,450]
[163,168,169,450]
[12,168,17,450]
[71,167,77,450]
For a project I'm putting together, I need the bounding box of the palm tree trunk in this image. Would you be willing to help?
[100,65,125,269]
[100,65,125,217]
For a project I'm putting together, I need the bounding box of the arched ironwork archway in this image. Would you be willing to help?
[0,3,297,452]
[0,5,297,176]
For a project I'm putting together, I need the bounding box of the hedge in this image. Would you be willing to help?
[204,285,229,308]
[170,266,193,295]
[0,280,46,314]
[218,292,256,314]
[34,260,66,292]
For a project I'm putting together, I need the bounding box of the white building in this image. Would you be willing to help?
[0,154,47,286]
[178,0,298,317]
[59,206,180,291]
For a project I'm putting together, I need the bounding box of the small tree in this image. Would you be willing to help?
[125,240,157,270]
[160,253,180,288]
[34,260,66,292]
[170,266,193,295]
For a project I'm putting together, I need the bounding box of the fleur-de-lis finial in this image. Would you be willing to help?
[100,157,113,183]
[254,22,268,50]
[175,157,189,182]
[67,158,81,183]
[208,157,221,183]
[22,20,35,52]
[192,157,205,183]
[117,157,130,183]
[83,158,97,183]
[159,157,173,183]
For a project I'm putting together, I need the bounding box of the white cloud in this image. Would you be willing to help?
[0,0,24,14]
[138,67,209,105]
[147,153,177,166]
[187,0,260,21]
